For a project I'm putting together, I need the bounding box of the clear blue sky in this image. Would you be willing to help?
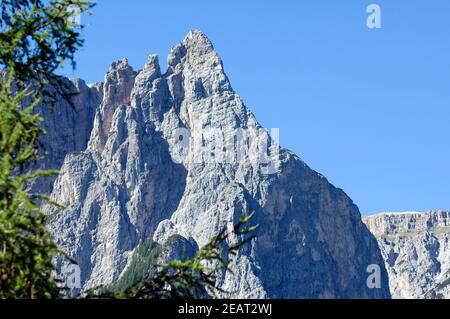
[61,0,450,215]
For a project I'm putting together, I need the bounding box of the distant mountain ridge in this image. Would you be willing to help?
[364,210,450,298]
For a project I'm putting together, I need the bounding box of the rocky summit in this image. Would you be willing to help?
[40,30,390,298]
[363,211,450,299]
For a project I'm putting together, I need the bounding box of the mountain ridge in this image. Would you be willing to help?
[363,210,450,298]
[38,30,390,298]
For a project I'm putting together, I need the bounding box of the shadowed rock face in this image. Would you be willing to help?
[30,78,103,194]
[364,211,450,299]
[42,30,390,298]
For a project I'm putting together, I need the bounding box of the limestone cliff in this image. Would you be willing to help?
[364,211,450,299]
[42,30,390,298]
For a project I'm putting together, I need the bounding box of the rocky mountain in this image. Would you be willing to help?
[40,30,390,298]
[363,211,450,299]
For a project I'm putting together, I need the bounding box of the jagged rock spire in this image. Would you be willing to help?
[44,30,391,299]
[88,59,137,153]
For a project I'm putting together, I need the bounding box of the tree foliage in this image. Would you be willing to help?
[0,0,93,298]
[0,0,94,102]
[90,212,258,299]
[107,238,163,294]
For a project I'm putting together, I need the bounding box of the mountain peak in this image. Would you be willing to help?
[144,54,160,72]
[108,58,131,73]
[183,29,214,51]
[44,32,391,299]
[103,58,137,107]
[167,30,216,70]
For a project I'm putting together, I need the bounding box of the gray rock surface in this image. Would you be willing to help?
[363,211,450,299]
[43,30,390,298]
[31,78,102,193]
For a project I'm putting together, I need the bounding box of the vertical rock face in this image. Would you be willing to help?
[45,58,187,290]
[363,211,450,299]
[31,78,102,194]
[88,59,138,153]
[44,30,390,298]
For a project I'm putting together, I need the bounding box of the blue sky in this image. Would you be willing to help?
[61,0,450,215]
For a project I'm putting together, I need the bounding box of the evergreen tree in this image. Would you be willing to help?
[0,0,93,298]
